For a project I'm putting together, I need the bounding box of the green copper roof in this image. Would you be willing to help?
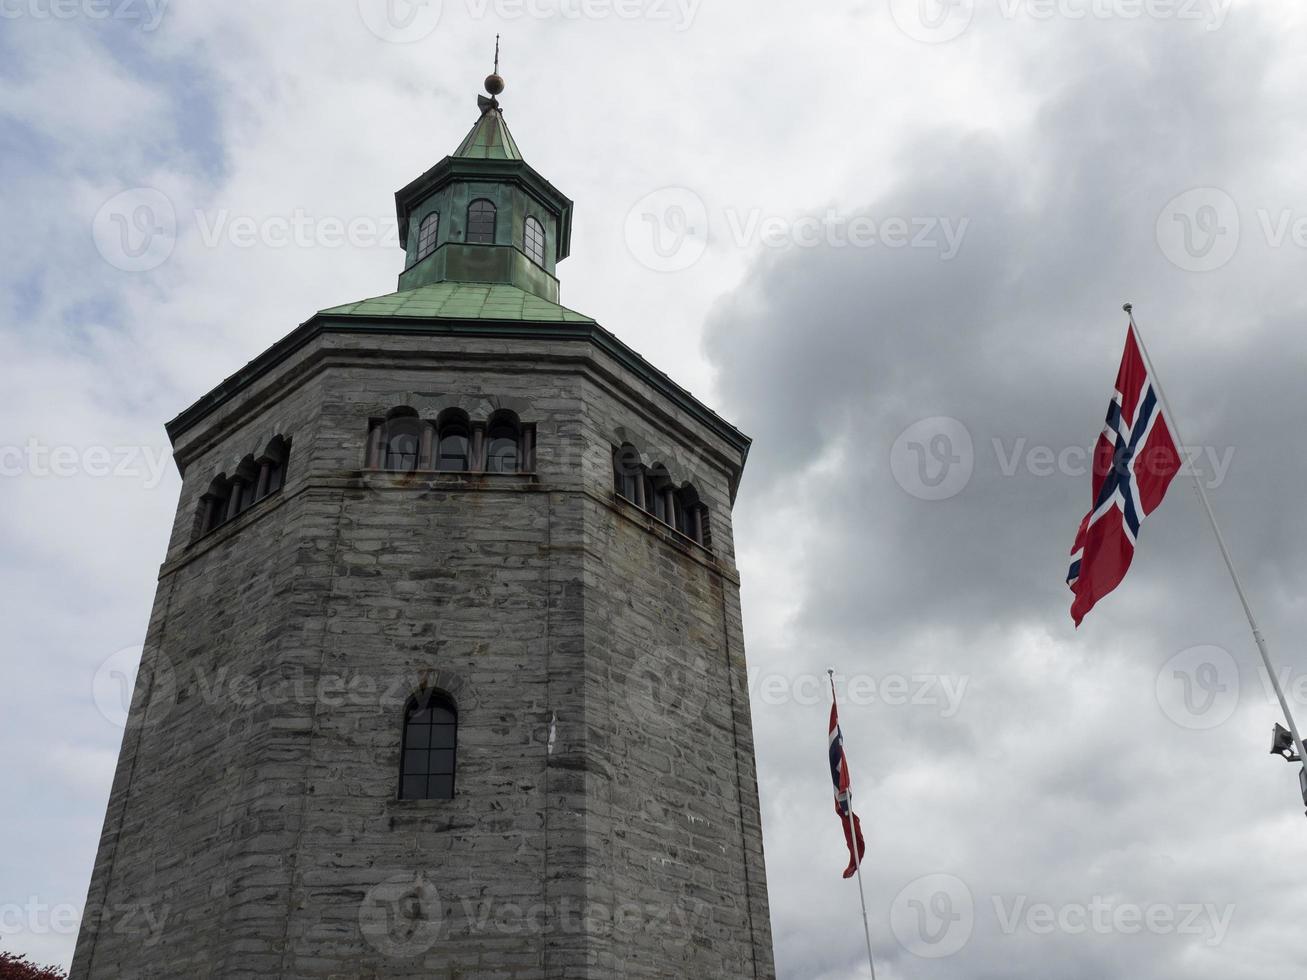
[452,98,522,160]
[319,281,592,322]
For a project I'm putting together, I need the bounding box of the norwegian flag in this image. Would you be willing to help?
[1067,323,1182,625]
[829,698,865,879]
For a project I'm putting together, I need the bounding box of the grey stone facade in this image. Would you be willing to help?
[71,321,775,978]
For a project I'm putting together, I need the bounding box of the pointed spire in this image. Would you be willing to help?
[453,35,521,160]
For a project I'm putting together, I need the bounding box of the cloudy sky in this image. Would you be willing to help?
[5,0,1307,976]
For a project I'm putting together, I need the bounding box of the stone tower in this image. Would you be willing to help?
[72,77,774,979]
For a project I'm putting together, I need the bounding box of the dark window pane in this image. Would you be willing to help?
[404,725,430,749]
[401,774,427,799]
[427,774,454,799]
[675,498,695,536]
[408,707,432,724]
[650,485,666,521]
[524,216,546,266]
[429,705,456,725]
[429,724,457,748]
[404,749,429,775]
[427,749,456,774]
[437,432,469,472]
[385,431,419,472]
[417,213,439,261]
[486,436,518,473]
[467,200,496,244]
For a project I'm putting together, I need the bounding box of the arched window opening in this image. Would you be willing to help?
[370,409,428,473]
[256,435,290,499]
[524,216,546,266]
[645,464,672,524]
[400,692,457,800]
[613,444,641,502]
[416,212,440,262]
[486,412,520,473]
[230,456,259,520]
[466,199,497,245]
[436,411,471,472]
[195,434,292,539]
[199,475,230,535]
[385,428,421,472]
[674,484,706,546]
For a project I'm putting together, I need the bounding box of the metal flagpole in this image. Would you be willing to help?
[1124,304,1307,776]
[830,670,878,980]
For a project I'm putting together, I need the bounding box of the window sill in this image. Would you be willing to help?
[191,487,284,545]
[611,493,713,557]
[361,468,538,487]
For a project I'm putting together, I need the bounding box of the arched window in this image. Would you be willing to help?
[231,456,259,518]
[366,409,431,472]
[199,474,231,534]
[436,411,471,472]
[486,412,520,473]
[256,435,290,499]
[399,692,457,800]
[416,212,440,261]
[524,215,546,266]
[613,444,641,502]
[645,464,672,523]
[381,413,425,472]
[466,199,497,244]
[195,434,292,538]
[674,484,706,546]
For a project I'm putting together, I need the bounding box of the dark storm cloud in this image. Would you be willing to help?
[709,10,1307,980]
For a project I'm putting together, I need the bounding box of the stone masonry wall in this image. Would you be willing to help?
[71,328,773,979]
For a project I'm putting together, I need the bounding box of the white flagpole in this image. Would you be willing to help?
[830,670,878,980]
[1125,304,1307,776]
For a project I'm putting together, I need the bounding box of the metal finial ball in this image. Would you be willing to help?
[484,73,505,96]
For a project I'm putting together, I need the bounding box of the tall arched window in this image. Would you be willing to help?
[524,215,546,266]
[645,463,672,523]
[199,474,231,534]
[232,456,259,516]
[383,416,423,472]
[400,692,457,800]
[486,412,520,473]
[416,212,439,261]
[367,409,430,472]
[466,199,497,244]
[436,411,471,472]
[256,435,290,499]
[613,444,641,503]
[674,484,706,546]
